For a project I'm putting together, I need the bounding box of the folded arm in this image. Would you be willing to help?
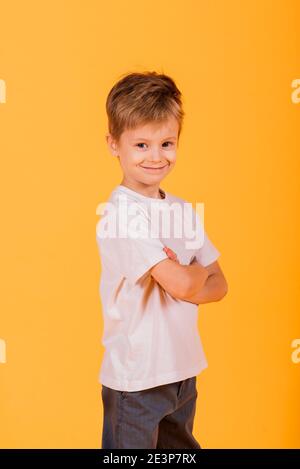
[183,259,228,305]
[150,248,228,305]
[150,256,209,301]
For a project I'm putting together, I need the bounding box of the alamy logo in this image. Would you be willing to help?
[291,338,300,364]
[96,194,205,249]
[0,339,6,363]
[291,79,300,104]
[0,79,6,103]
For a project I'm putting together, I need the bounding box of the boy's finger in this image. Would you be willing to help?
[165,249,174,257]
[163,247,178,261]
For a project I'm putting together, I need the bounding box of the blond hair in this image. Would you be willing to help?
[106,71,185,144]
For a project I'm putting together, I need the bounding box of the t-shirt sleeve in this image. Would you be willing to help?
[97,204,169,285]
[194,229,221,267]
[119,235,169,285]
[188,207,221,267]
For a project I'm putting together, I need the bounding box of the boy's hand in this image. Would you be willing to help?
[163,246,179,263]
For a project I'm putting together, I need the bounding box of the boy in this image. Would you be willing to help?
[96,71,228,449]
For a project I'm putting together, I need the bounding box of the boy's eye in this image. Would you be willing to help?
[135,142,174,149]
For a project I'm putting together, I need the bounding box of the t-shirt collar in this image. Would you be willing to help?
[115,184,168,202]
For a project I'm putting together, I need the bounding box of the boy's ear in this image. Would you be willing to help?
[106,133,118,157]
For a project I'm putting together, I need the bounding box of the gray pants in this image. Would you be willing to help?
[101,376,201,449]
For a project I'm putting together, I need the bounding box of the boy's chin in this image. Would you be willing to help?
[139,175,167,185]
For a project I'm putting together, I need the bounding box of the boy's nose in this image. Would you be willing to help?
[147,148,164,162]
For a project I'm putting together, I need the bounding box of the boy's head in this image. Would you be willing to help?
[105,71,184,192]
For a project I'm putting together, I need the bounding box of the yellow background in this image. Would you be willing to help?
[0,0,299,448]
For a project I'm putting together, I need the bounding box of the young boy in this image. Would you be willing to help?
[96,71,228,449]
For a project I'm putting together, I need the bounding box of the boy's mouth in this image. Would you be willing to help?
[139,164,168,172]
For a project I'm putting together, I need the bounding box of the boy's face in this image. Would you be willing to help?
[106,116,179,192]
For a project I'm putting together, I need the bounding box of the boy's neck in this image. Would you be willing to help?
[120,179,164,199]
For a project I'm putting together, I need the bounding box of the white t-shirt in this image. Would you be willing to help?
[96,184,220,391]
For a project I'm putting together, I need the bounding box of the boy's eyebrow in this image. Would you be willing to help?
[132,136,177,141]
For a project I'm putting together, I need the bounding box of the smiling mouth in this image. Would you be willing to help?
[140,164,168,170]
